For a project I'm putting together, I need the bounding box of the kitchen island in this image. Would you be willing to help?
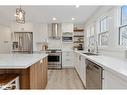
[0,53,48,89]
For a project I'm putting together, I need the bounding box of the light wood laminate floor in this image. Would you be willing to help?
[46,68,85,89]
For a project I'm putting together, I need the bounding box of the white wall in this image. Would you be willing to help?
[0,24,11,53]
[84,6,127,59]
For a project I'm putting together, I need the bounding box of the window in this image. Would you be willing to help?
[86,26,95,48]
[119,25,127,46]
[121,6,127,25]
[97,16,109,46]
[119,6,127,46]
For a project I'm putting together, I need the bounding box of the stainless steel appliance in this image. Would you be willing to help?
[62,36,73,42]
[48,23,61,40]
[46,49,62,69]
[62,32,73,43]
[12,32,33,53]
[86,59,103,89]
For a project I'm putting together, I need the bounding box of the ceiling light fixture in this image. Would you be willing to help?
[15,5,25,24]
[75,5,80,8]
[72,18,75,20]
[52,17,56,21]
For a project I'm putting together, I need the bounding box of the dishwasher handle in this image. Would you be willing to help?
[87,63,102,71]
[93,64,100,70]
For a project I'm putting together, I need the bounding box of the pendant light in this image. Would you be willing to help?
[15,5,25,24]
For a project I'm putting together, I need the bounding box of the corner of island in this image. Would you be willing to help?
[0,53,48,89]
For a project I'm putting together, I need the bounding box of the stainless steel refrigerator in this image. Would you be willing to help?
[12,32,33,53]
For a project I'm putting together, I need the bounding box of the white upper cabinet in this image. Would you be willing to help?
[0,25,11,53]
[62,23,73,32]
[12,23,33,32]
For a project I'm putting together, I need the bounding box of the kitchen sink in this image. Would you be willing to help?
[83,52,99,56]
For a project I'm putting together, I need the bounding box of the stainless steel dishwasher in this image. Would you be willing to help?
[86,59,103,89]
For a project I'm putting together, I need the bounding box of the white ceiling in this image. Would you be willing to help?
[0,6,100,25]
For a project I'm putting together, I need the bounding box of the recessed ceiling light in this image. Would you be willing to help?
[52,17,56,21]
[72,18,75,20]
[75,5,80,8]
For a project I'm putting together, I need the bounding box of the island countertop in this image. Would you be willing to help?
[0,53,48,69]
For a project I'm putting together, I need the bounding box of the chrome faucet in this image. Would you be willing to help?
[95,40,99,54]
[87,39,99,54]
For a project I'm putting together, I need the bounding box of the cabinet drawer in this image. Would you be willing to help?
[62,58,73,62]
[62,52,74,58]
[62,60,74,67]
[62,52,72,56]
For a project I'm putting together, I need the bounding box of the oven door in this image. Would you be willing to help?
[48,54,60,62]
[47,53,62,69]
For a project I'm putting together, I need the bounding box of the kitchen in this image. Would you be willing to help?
[0,4,127,91]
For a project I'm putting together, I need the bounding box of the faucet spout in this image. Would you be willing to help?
[95,40,99,54]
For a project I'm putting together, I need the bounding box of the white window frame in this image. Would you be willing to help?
[119,6,127,46]
[86,26,95,48]
[97,16,109,46]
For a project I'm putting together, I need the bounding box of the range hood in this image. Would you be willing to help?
[49,23,61,39]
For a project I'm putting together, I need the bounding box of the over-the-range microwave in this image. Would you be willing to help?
[62,36,73,42]
[62,32,73,43]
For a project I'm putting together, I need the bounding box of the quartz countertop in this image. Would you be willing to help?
[74,50,127,81]
[0,53,48,69]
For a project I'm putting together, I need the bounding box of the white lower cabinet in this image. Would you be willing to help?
[74,52,86,87]
[62,51,74,68]
[80,56,86,86]
[103,70,127,89]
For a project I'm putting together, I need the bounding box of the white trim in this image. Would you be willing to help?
[118,6,127,47]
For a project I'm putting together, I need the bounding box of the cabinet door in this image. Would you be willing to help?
[74,52,77,68]
[30,57,48,89]
[80,56,86,87]
[30,61,41,89]
[0,26,11,53]
[62,51,74,67]
[62,23,73,32]
[74,52,78,72]
[103,70,127,89]
[76,54,81,76]
[13,23,33,32]
[74,53,86,87]
[42,57,48,88]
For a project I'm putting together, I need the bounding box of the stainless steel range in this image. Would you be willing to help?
[46,49,62,69]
